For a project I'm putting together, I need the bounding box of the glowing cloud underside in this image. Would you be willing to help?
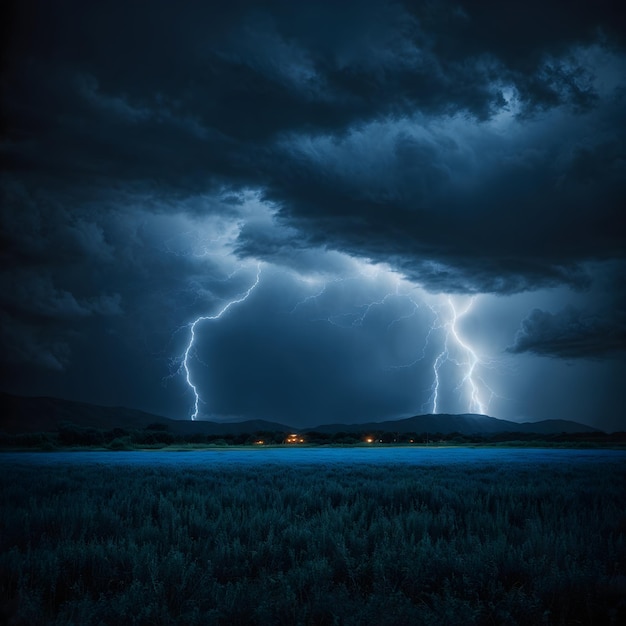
[181,264,261,420]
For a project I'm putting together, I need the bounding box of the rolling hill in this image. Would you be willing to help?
[307,413,600,435]
[0,393,601,436]
[0,393,291,435]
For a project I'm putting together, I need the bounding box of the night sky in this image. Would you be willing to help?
[2,1,624,431]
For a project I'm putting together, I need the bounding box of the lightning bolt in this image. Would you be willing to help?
[427,296,492,415]
[291,270,421,330]
[429,326,448,414]
[289,276,337,314]
[180,263,261,420]
[448,297,484,414]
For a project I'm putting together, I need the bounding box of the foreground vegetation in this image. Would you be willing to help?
[1,457,625,625]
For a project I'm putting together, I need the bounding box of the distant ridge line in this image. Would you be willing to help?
[0,393,601,435]
[307,413,600,435]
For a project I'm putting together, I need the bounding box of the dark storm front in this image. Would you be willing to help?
[3,1,625,433]
[1,450,625,625]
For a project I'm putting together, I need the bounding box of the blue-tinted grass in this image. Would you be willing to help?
[1,449,625,625]
[2,446,624,468]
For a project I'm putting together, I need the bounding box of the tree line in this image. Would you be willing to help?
[0,422,624,449]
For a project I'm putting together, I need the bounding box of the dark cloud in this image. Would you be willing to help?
[508,306,626,359]
[0,177,244,383]
[260,96,625,293]
[508,265,626,359]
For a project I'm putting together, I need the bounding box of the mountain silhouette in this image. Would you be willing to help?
[1,393,601,436]
[307,413,600,435]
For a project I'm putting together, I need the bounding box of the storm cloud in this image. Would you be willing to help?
[509,305,626,359]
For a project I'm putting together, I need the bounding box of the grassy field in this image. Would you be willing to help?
[1,456,625,625]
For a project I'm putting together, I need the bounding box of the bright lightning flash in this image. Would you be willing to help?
[290,264,495,416]
[428,296,491,415]
[180,264,261,420]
